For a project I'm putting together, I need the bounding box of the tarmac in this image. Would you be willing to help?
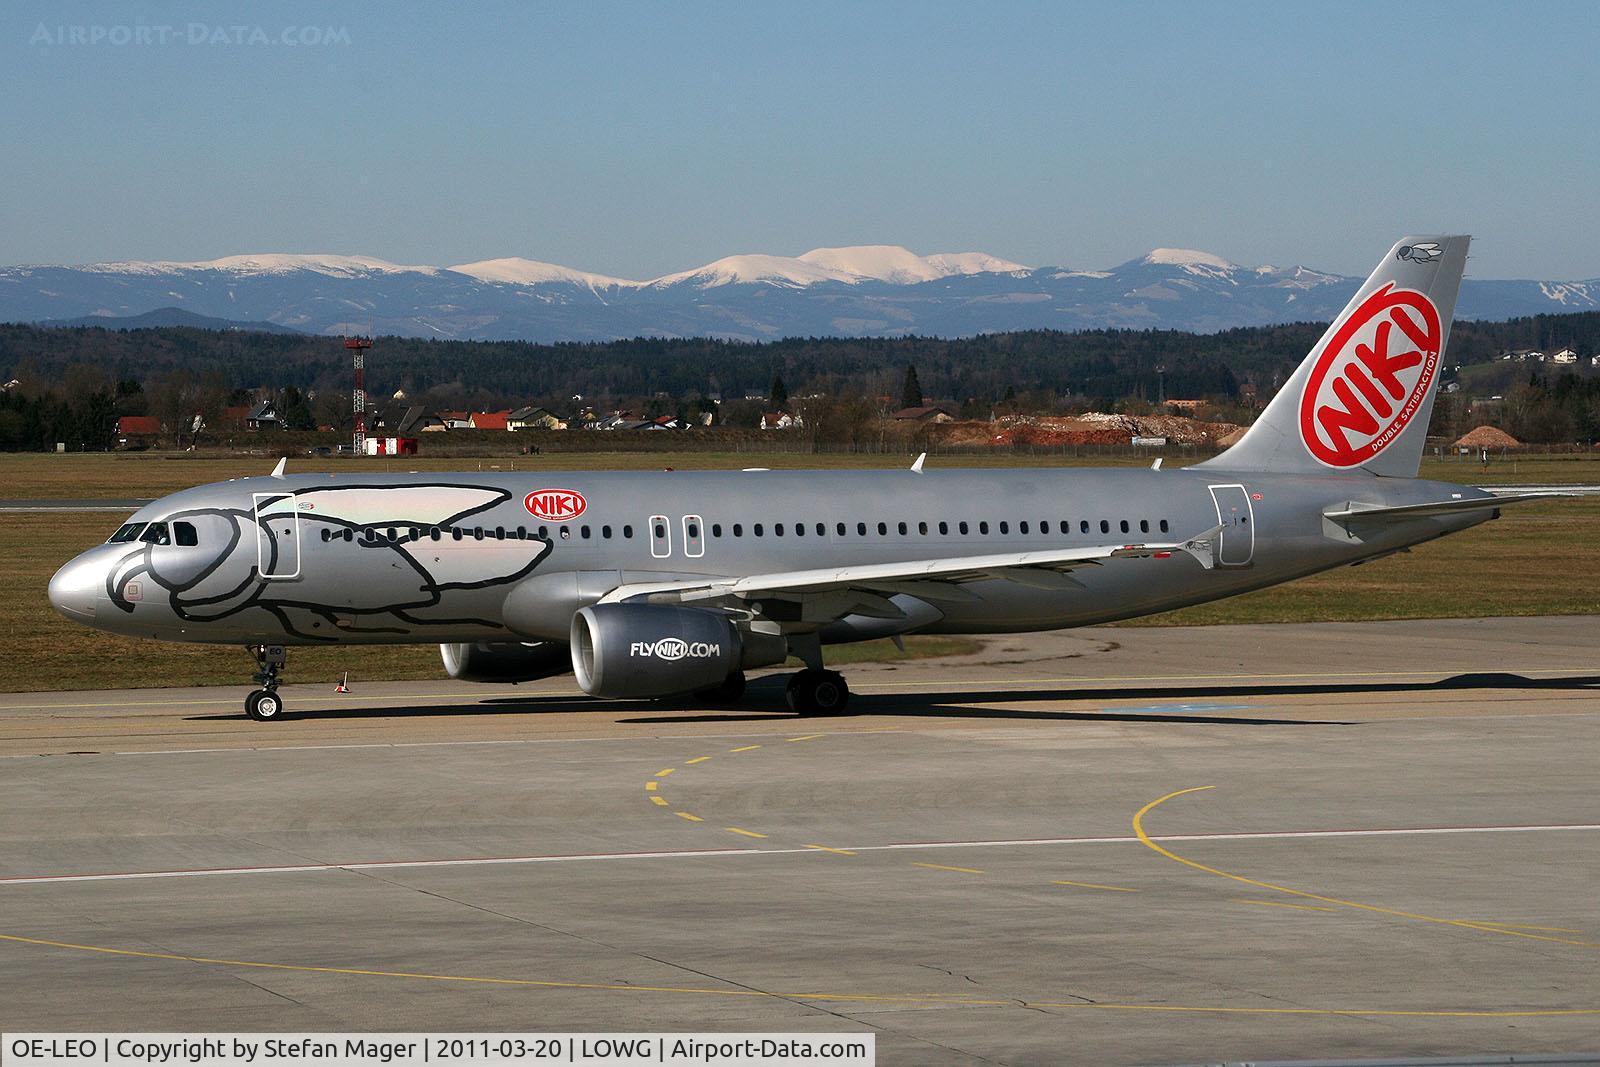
[1,617,1598,1066]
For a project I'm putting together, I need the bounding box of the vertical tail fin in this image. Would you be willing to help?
[1201,235,1469,477]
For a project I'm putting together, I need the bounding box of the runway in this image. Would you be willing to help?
[2,617,1598,1065]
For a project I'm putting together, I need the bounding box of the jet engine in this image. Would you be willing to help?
[571,603,783,699]
[439,640,572,683]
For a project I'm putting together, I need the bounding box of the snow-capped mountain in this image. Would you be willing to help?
[0,244,1594,342]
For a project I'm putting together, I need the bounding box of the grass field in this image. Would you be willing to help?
[3,450,1596,692]
[0,448,1594,499]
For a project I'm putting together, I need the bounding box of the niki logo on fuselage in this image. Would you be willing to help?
[524,489,586,521]
[1297,284,1442,468]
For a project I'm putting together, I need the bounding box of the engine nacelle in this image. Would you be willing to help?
[571,603,751,699]
[440,640,571,683]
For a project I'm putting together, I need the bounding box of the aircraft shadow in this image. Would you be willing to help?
[185,671,1600,725]
[617,671,1600,726]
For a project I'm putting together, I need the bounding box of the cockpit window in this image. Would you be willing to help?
[139,522,171,546]
[107,522,146,544]
[173,521,198,547]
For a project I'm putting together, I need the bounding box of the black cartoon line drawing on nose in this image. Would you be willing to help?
[108,484,553,640]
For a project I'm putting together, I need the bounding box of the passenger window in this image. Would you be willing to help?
[495,527,506,540]
[1100,520,1110,534]
[343,529,353,542]
[473,527,484,541]
[320,528,330,542]
[939,521,948,535]
[918,521,928,535]
[654,522,666,539]
[959,521,969,535]
[711,524,722,538]
[1120,520,1129,534]
[432,527,443,541]
[792,523,803,537]
[999,521,1009,535]
[897,522,908,535]
[733,523,744,537]
[1060,521,1070,535]
[979,521,989,535]
[140,523,171,545]
[754,523,764,537]
[877,522,888,536]
[174,521,198,546]
[107,522,146,544]
[775,523,784,537]
[1080,520,1090,534]
[1159,519,1170,533]
[816,523,826,536]
[1140,519,1150,533]
[857,522,867,536]
[837,522,847,536]
[1019,521,1029,535]
[687,522,698,538]
[623,525,633,538]
[580,525,591,539]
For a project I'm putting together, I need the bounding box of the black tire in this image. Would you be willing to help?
[785,669,849,716]
[245,688,284,722]
[694,670,747,704]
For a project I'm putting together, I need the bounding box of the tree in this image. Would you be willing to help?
[769,373,789,412]
[900,363,924,409]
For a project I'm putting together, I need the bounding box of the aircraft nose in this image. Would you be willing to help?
[48,554,102,623]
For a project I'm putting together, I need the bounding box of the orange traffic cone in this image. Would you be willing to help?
[334,672,350,694]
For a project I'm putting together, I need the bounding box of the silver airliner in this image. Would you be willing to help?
[49,235,1542,720]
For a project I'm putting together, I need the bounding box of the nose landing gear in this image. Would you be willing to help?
[245,644,287,721]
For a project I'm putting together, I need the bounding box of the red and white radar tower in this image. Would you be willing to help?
[344,335,373,455]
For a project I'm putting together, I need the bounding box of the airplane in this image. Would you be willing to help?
[48,234,1549,721]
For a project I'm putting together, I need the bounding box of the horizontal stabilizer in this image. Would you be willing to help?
[1323,492,1566,522]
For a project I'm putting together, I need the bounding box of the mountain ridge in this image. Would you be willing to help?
[2,244,1595,342]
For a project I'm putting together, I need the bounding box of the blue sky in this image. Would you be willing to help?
[2,1,1597,278]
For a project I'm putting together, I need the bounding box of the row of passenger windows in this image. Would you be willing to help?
[111,515,1174,552]
[704,518,1170,538]
[107,521,199,547]
[321,517,1171,545]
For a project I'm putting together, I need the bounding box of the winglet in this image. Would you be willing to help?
[1151,458,1163,470]
[910,452,926,473]
[271,457,287,479]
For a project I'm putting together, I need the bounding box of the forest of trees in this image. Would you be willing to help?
[2,311,1599,451]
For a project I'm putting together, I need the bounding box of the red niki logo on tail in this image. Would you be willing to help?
[524,489,587,521]
[1298,283,1442,468]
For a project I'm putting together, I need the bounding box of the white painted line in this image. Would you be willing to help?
[4,822,1597,886]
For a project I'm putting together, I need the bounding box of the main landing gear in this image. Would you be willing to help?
[245,644,287,722]
[783,633,850,716]
[786,668,850,716]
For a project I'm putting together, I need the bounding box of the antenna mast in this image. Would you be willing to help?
[344,335,373,455]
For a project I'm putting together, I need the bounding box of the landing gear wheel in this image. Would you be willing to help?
[785,668,849,716]
[695,670,747,704]
[243,644,288,722]
[245,688,283,722]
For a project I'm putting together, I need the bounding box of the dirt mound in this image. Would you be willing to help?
[927,412,1240,448]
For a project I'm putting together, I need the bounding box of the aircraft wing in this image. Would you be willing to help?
[598,529,1220,620]
[1323,492,1570,522]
